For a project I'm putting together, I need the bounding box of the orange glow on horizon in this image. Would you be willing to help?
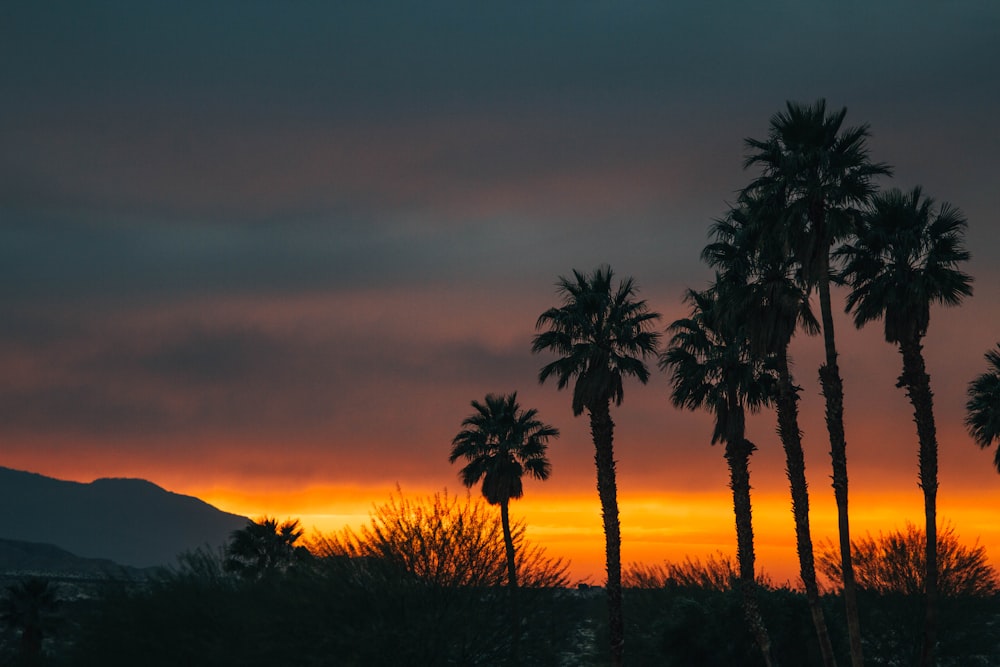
[186,482,1000,587]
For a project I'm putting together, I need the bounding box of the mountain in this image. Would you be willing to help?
[0,467,249,568]
[0,537,144,577]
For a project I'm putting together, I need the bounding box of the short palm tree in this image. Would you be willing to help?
[533,265,661,667]
[744,99,891,667]
[1,577,60,662]
[706,199,835,666]
[661,284,776,667]
[967,345,1000,467]
[224,517,310,580]
[839,186,972,666]
[449,391,558,589]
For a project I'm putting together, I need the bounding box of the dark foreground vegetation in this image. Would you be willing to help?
[5,558,1000,666]
[4,508,999,666]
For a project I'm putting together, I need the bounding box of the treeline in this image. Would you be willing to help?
[3,491,580,666]
[4,502,999,666]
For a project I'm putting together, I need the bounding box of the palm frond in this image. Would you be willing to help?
[839,186,972,344]
[533,265,661,414]
[449,392,558,505]
[966,345,1000,461]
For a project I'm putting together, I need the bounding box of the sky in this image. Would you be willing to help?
[2,2,1000,584]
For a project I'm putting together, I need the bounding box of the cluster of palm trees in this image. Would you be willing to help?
[448,99,996,666]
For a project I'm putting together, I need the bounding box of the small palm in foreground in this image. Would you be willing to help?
[224,517,310,580]
[450,391,558,589]
[533,264,661,667]
[1,577,60,664]
[967,344,1000,470]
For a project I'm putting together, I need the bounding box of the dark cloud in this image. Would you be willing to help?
[3,1,995,319]
[5,3,995,114]
[0,295,544,444]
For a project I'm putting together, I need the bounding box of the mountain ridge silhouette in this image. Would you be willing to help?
[0,466,248,568]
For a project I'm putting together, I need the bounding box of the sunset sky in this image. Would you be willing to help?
[3,2,999,584]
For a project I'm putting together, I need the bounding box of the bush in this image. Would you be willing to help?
[311,487,569,588]
[817,521,999,596]
[70,489,579,666]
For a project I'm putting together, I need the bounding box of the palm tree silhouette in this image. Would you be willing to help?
[532,265,661,667]
[661,284,776,667]
[224,517,310,580]
[967,345,1000,467]
[449,391,558,589]
[839,185,972,666]
[744,99,891,666]
[1,577,60,664]
[704,198,835,666]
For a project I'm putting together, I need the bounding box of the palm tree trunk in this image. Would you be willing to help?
[20,626,43,661]
[816,262,863,667]
[898,338,938,667]
[499,499,521,665]
[726,430,776,667]
[500,500,519,589]
[776,348,837,667]
[589,398,624,667]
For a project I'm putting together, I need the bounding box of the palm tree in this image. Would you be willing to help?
[705,199,836,666]
[449,391,558,589]
[224,517,310,581]
[1,577,60,664]
[967,344,1000,466]
[661,284,776,667]
[744,99,892,666]
[839,186,972,666]
[532,265,661,667]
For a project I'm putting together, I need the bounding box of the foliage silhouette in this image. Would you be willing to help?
[816,522,998,598]
[661,285,777,665]
[312,487,569,589]
[815,524,1000,665]
[744,98,892,667]
[449,393,557,664]
[533,264,661,667]
[223,517,311,581]
[1,577,61,666]
[72,494,578,667]
[966,344,1000,470]
[449,392,558,590]
[620,557,843,667]
[837,185,973,664]
[703,194,834,662]
[624,552,772,591]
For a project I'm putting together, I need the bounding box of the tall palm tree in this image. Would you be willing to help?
[839,186,972,666]
[706,199,836,666]
[532,265,661,667]
[449,391,558,589]
[661,284,777,667]
[967,344,1000,466]
[744,99,892,666]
